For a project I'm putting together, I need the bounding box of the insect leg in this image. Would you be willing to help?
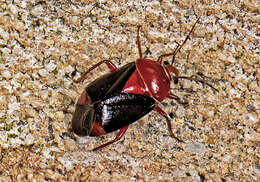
[76,60,117,83]
[167,93,188,105]
[137,26,143,58]
[167,93,181,101]
[154,105,183,142]
[92,125,129,151]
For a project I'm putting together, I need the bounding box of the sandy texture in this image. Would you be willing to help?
[0,0,259,181]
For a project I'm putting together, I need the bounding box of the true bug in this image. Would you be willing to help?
[72,18,216,151]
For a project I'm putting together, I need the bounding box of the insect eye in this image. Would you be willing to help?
[163,61,169,66]
[173,76,178,84]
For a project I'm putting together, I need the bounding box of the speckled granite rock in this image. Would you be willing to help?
[0,0,259,181]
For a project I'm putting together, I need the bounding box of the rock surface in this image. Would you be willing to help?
[0,1,259,181]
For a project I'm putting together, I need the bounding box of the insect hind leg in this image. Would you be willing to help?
[76,60,117,83]
[92,125,129,151]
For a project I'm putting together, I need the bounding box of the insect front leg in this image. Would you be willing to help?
[76,60,117,83]
[167,93,180,100]
[137,26,143,58]
[154,105,183,142]
[93,125,129,151]
[167,93,188,105]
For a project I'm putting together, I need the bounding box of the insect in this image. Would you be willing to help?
[72,18,216,151]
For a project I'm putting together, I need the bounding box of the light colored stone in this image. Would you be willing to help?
[0,0,258,181]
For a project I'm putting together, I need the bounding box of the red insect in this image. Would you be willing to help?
[72,18,216,151]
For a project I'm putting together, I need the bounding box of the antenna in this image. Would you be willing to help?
[172,17,200,64]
